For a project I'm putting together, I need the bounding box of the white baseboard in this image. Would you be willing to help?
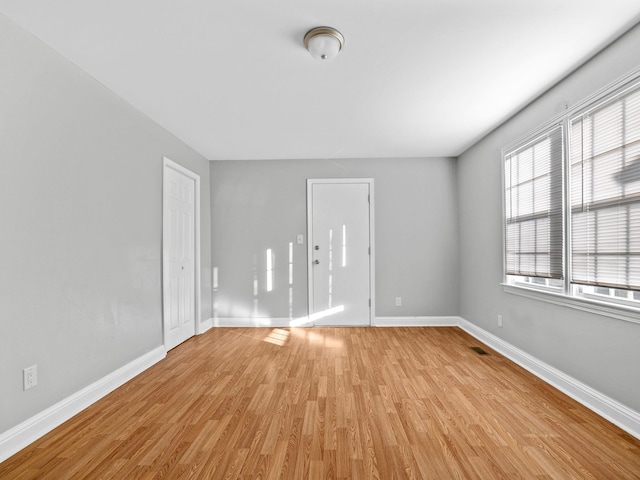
[212,317,293,328]
[212,316,462,328]
[0,346,166,463]
[198,317,214,334]
[458,318,640,440]
[374,316,461,327]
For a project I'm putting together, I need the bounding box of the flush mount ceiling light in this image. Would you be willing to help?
[304,26,344,61]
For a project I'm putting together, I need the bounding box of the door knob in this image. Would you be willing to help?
[314,245,320,250]
[314,260,320,265]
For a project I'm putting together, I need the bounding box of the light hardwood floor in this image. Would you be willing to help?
[1,327,639,479]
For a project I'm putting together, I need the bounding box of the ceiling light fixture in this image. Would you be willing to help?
[304,26,344,61]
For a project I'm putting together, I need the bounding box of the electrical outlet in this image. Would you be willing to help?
[395,297,402,307]
[297,234,304,245]
[23,365,37,390]
[497,314,503,328]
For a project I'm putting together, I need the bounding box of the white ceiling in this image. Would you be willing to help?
[1,1,640,160]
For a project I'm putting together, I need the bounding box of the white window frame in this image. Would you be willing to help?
[503,125,565,282]
[502,67,640,325]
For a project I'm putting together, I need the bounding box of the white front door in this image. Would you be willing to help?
[163,159,198,350]
[308,179,373,326]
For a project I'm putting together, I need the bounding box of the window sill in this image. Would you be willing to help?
[502,283,640,325]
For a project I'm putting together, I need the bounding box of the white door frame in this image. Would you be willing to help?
[306,178,375,326]
[162,156,201,349]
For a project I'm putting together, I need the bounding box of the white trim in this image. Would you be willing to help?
[306,178,375,326]
[458,318,640,440]
[374,316,461,327]
[0,346,166,463]
[199,317,214,334]
[503,283,640,325]
[213,318,301,328]
[162,157,202,345]
[211,316,462,328]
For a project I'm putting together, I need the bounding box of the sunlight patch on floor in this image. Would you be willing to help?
[263,328,289,346]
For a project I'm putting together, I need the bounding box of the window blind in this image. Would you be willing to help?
[570,82,640,291]
[504,125,564,279]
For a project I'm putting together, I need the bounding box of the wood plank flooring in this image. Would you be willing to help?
[1,327,639,479]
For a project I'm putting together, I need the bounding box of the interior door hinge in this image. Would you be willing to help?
[368,194,370,203]
[369,299,371,307]
[368,246,371,255]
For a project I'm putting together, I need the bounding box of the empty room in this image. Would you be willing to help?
[1,1,640,478]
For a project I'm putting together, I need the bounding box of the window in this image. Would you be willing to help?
[570,84,640,293]
[504,125,564,282]
[503,74,640,316]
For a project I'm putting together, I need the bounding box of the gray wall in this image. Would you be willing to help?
[458,24,640,411]
[0,14,211,433]
[210,157,459,321]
